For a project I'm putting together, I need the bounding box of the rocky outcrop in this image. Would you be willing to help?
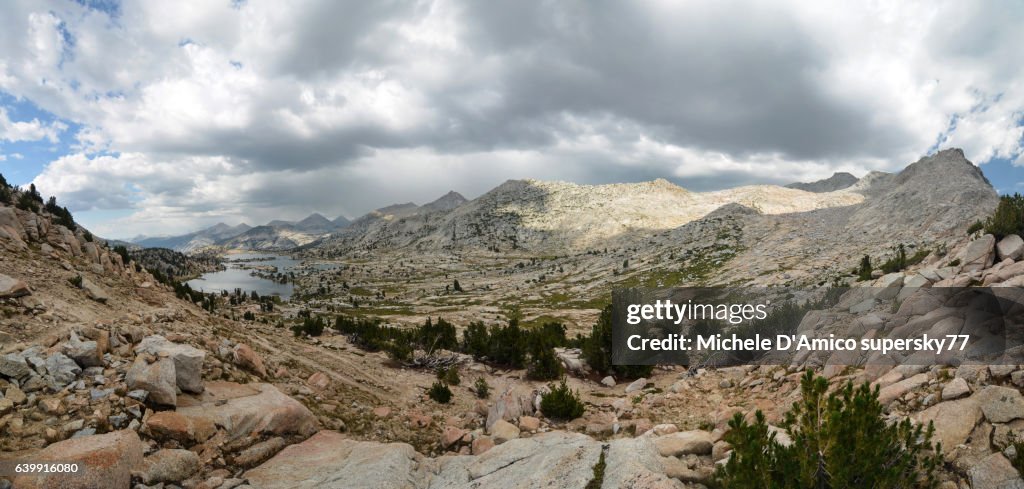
[956,234,997,272]
[0,273,30,299]
[136,335,206,393]
[126,356,178,407]
[996,234,1024,261]
[11,430,144,489]
[244,431,428,488]
[232,343,268,378]
[176,382,318,441]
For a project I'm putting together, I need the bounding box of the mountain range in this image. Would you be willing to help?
[134,149,996,269]
[130,213,351,252]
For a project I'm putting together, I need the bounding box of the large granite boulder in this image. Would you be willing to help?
[126,356,178,407]
[136,335,206,393]
[244,431,427,489]
[0,273,30,299]
[955,234,996,272]
[11,430,144,489]
[176,381,318,441]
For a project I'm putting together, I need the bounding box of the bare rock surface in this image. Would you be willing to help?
[244,431,427,489]
[176,381,318,441]
[11,430,144,489]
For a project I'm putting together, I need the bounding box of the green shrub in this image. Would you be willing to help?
[461,321,490,358]
[984,193,1024,239]
[68,275,83,288]
[585,450,606,489]
[966,220,984,235]
[0,174,9,204]
[16,192,39,212]
[428,381,452,404]
[582,305,653,379]
[716,370,942,489]
[540,378,585,420]
[473,377,490,399]
[292,315,323,337]
[526,346,563,380]
[1009,432,1024,476]
[880,244,908,274]
[417,317,458,352]
[436,366,461,386]
[856,255,873,281]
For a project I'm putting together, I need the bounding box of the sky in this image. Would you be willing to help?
[0,1,1022,239]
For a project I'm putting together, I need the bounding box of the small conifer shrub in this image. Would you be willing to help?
[540,378,585,420]
[716,370,942,489]
[428,381,452,404]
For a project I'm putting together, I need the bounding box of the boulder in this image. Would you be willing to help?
[145,411,199,443]
[874,272,904,301]
[234,436,289,467]
[136,335,206,393]
[955,234,996,272]
[518,415,540,432]
[244,431,427,489]
[996,234,1024,261]
[0,273,30,299]
[232,343,267,377]
[968,453,1024,489]
[941,377,971,400]
[11,430,144,489]
[654,430,713,457]
[0,352,31,379]
[489,419,521,444]
[915,398,983,453]
[62,331,102,368]
[4,385,26,404]
[126,356,178,407]
[485,384,537,429]
[176,381,318,441]
[45,352,82,389]
[876,373,929,405]
[601,376,616,387]
[625,377,648,393]
[432,431,602,489]
[140,448,201,484]
[306,372,330,391]
[471,436,495,455]
[79,276,109,303]
[605,436,687,489]
[973,386,1024,423]
[441,425,468,449]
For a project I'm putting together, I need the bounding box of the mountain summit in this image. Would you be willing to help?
[786,172,859,193]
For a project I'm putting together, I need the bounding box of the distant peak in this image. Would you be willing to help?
[422,190,468,211]
[786,172,859,193]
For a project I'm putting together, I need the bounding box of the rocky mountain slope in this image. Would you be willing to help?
[785,171,859,192]
[316,178,864,255]
[134,213,353,253]
[134,223,253,253]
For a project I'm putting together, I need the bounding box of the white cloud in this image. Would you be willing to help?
[0,0,1017,237]
[0,106,65,143]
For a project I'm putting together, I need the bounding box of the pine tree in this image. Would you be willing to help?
[984,193,1024,239]
[716,370,941,489]
[857,255,872,281]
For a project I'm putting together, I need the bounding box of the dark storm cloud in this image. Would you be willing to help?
[158,1,920,173]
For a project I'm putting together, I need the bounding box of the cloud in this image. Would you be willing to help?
[0,0,1019,237]
[0,106,66,143]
